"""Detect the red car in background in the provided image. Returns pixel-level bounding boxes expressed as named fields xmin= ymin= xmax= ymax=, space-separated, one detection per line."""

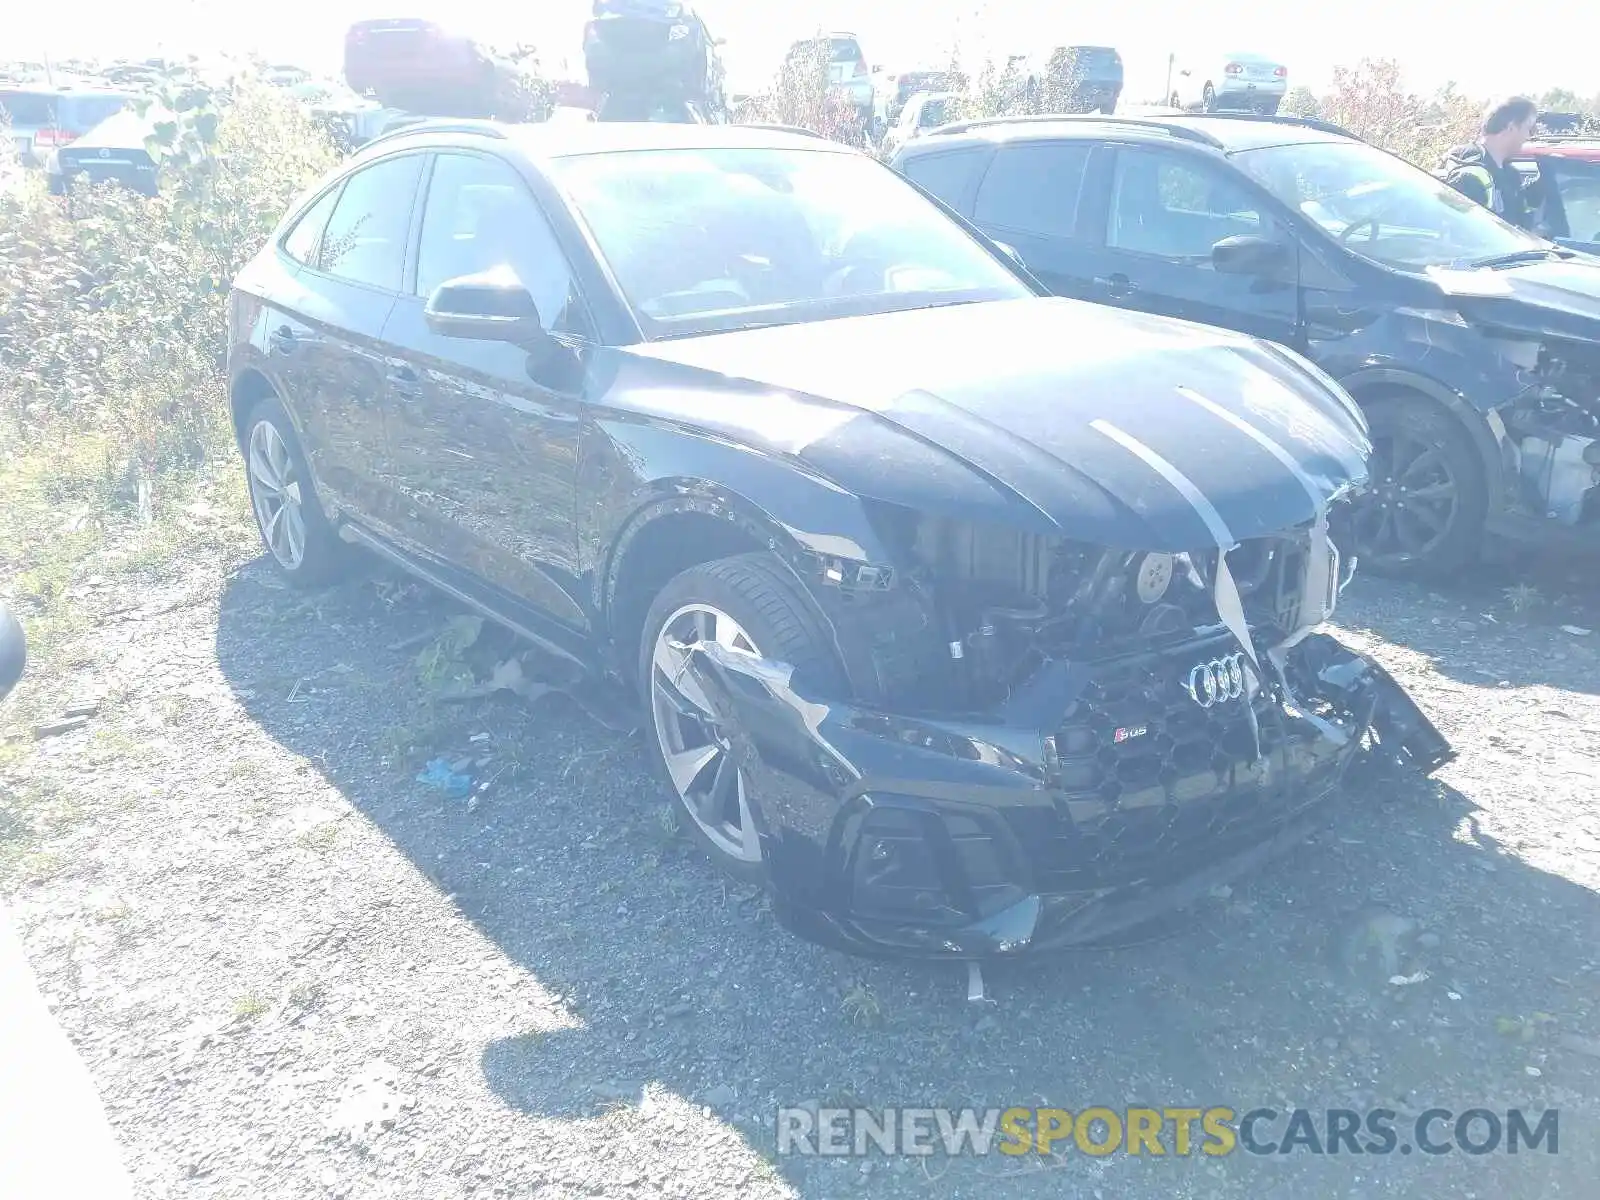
xmin=1519 ymin=135 xmax=1600 ymax=255
xmin=343 ymin=18 xmax=520 ymax=118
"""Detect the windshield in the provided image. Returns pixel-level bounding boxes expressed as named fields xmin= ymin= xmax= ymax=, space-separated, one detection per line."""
xmin=550 ymin=146 xmax=1031 ymax=338
xmin=1235 ymin=139 xmax=1549 ymax=269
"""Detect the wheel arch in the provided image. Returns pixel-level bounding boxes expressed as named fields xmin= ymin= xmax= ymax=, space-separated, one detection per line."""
xmin=229 ymin=368 xmax=278 ymax=451
xmin=1340 ymin=367 xmax=1508 ymax=514
xmin=601 ymin=488 xmax=822 ymax=683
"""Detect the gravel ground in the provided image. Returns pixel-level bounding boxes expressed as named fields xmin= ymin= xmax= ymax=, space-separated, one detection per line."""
xmin=3 ymin=534 xmax=1599 ymax=1199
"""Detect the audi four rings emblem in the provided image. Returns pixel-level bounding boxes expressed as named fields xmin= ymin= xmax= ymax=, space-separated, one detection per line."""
xmin=1185 ymin=653 xmax=1247 ymax=708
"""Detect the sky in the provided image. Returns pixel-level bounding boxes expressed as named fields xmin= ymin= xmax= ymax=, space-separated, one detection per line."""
xmin=8 ymin=0 xmax=1594 ymax=102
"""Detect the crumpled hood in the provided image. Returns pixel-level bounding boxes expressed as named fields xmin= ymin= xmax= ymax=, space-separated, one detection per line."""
xmin=625 ymin=297 xmax=1369 ymax=551
xmin=1427 ymin=257 xmax=1600 ymax=341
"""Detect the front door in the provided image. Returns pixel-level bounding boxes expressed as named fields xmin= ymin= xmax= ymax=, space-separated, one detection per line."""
xmin=380 ymin=151 xmax=594 ymax=636
xmin=1089 ymin=145 xmax=1301 ymax=347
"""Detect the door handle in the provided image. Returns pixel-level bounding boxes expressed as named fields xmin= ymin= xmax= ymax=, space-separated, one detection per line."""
xmin=267 ymin=324 xmax=297 ymax=352
xmin=1094 ymin=274 xmax=1137 ymax=298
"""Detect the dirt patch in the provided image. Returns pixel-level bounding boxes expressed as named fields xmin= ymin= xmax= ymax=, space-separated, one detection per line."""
xmin=2 ymin=540 xmax=1598 ymax=1198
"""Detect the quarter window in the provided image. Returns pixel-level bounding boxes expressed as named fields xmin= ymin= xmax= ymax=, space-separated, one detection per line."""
xmin=901 ymin=150 xmax=985 ymax=213
xmin=317 ymin=154 xmax=424 ymax=291
xmin=1106 ymin=150 xmax=1266 ymax=259
xmin=282 ymin=185 xmax=342 ymax=267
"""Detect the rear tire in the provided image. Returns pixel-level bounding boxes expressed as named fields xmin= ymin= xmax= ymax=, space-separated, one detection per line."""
xmin=638 ymin=552 xmax=843 ymax=884
xmin=1347 ymin=395 xmax=1488 ymax=577
xmin=1201 ymin=82 xmax=1218 ymax=112
xmin=241 ymin=397 xmax=348 ymax=588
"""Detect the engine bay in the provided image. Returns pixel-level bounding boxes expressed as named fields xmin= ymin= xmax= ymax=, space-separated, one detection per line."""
xmin=825 ymin=514 xmax=1348 ymax=712
xmin=1505 ymin=337 xmax=1600 ymax=526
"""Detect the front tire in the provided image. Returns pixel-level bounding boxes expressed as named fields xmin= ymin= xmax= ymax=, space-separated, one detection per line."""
xmin=1347 ymin=395 xmax=1488 ymax=577
xmin=638 ymin=552 xmax=842 ymax=884
xmin=242 ymin=397 xmax=347 ymax=587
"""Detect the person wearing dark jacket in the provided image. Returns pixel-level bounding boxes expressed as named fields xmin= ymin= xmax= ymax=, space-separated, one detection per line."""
xmin=1439 ymin=96 xmax=1544 ymax=230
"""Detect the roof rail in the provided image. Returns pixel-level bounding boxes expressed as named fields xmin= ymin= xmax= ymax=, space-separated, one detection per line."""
xmin=929 ymin=113 xmax=1223 ymax=148
xmin=734 ymin=122 xmax=831 ymax=140
xmin=926 ymin=109 xmax=1360 ymax=147
xmin=1183 ymin=111 xmax=1358 ymax=139
xmin=362 ymin=116 xmax=509 ymax=148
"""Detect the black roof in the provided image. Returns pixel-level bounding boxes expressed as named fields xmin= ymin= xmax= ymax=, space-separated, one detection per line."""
xmin=900 ymin=112 xmax=1356 ymax=156
xmin=355 ymin=118 xmax=855 ymax=162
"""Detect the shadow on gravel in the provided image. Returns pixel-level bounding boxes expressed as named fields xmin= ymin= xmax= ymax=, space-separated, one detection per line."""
xmin=215 ymin=559 xmax=1599 ymax=1199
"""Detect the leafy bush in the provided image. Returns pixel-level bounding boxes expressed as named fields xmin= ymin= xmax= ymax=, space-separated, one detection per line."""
xmin=1315 ymin=59 xmax=1480 ymax=171
xmin=737 ymin=40 xmax=866 ymax=143
xmin=0 ymin=65 xmax=339 ymax=509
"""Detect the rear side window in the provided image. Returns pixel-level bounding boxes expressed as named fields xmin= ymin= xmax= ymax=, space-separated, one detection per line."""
xmin=901 ymin=150 xmax=986 ymax=214
xmin=317 ymin=154 xmax=425 ymax=291
xmin=282 ymin=185 xmax=343 ymax=267
xmin=973 ymin=142 xmax=1093 ymax=239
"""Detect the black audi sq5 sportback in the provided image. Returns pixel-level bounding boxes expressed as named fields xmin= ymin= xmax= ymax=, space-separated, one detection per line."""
xmin=228 ymin=119 xmax=1452 ymax=958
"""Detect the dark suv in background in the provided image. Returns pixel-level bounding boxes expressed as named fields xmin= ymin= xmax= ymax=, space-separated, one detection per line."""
xmin=893 ymin=113 xmax=1600 ymax=573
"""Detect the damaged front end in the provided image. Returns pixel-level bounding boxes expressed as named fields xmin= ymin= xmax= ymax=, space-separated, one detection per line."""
xmin=1498 ymin=335 xmax=1600 ymax=527
xmin=682 ymin=508 xmax=1454 ymax=958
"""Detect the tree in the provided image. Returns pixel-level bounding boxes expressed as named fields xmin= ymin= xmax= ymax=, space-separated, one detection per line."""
xmin=1316 ymin=58 xmax=1479 ymax=168
xmin=1280 ymin=86 xmax=1321 ymax=119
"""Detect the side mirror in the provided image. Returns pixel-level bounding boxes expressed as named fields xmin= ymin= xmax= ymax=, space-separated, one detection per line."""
xmin=993 ymin=240 xmax=1025 ymax=268
xmin=1212 ymin=234 xmax=1290 ymax=276
xmin=424 ymin=269 xmax=547 ymax=346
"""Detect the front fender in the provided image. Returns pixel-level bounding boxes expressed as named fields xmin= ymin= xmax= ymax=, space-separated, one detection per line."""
xmin=584 ymin=416 xmax=903 ymax=611
xmin=1339 ymin=364 xmax=1513 ymax=515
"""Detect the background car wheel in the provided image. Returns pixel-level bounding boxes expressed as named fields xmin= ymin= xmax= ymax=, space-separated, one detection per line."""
xmin=1348 ymin=395 xmax=1487 ymax=576
xmin=1201 ymin=83 xmax=1217 ymax=112
xmin=242 ymin=397 xmax=346 ymax=587
xmin=638 ymin=552 xmax=842 ymax=884
xmin=1100 ymin=99 xmax=1117 ymax=115
xmin=1264 ymin=98 xmax=1281 ymax=115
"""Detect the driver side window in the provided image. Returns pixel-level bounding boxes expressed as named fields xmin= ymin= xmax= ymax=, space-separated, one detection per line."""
xmin=415 ymin=153 xmax=590 ymax=339
xmin=1107 ymin=149 xmax=1267 ymax=260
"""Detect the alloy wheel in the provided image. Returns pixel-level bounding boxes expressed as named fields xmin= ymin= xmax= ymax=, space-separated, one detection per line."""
xmin=246 ymin=419 xmax=308 ymax=571
xmin=1350 ymin=429 xmax=1459 ymax=563
xmin=649 ymin=602 xmax=764 ymax=864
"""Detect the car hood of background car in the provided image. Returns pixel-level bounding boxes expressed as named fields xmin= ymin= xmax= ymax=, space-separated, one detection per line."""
xmin=1426 ymin=257 xmax=1600 ymax=342
xmin=619 ymin=297 xmax=1370 ymax=551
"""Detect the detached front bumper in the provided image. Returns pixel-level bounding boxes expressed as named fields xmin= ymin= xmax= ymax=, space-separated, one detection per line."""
xmin=687 ymin=631 xmax=1452 ymax=959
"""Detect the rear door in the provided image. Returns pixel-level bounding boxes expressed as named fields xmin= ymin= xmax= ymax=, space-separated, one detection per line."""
xmin=1089 ymin=144 xmax=1299 ymax=344
xmin=966 ymin=139 xmax=1101 ymax=299
xmin=286 ymin=152 xmax=426 ymax=529
xmin=379 ymin=151 xmax=594 ymax=635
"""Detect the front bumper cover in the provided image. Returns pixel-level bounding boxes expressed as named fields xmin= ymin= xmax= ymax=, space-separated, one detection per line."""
xmin=685 ymin=631 xmax=1453 ymax=959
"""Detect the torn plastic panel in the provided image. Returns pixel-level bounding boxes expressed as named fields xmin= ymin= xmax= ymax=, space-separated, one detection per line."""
xmin=684 ymin=629 xmax=1452 ymax=958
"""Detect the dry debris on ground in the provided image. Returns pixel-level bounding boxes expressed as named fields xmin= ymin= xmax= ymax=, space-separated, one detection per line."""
xmin=2 ymin=527 xmax=1598 ymax=1199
